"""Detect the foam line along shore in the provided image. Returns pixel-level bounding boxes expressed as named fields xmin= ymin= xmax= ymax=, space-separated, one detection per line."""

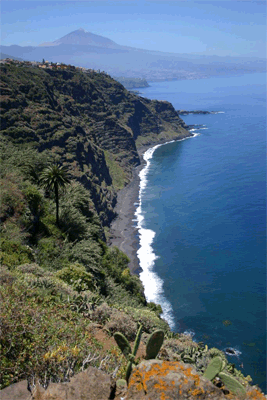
xmin=135 ymin=134 xmax=199 ymax=329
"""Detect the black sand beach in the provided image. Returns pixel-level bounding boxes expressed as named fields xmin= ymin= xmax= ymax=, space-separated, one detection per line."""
xmin=108 ymin=156 xmax=144 ymax=274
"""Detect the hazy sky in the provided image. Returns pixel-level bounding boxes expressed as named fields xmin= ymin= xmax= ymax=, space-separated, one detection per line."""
xmin=1 ymin=0 xmax=266 ymax=57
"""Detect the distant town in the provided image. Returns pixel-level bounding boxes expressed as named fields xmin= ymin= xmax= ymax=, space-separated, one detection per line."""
xmin=0 ymin=58 xmax=150 ymax=89
xmin=0 ymin=58 xmax=103 ymax=74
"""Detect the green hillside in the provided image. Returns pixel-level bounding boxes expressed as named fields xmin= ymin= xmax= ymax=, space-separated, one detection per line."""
xmin=0 ymin=61 xmax=189 ymax=388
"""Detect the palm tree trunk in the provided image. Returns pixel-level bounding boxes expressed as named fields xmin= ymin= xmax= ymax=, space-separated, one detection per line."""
xmin=55 ymin=182 xmax=59 ymax=226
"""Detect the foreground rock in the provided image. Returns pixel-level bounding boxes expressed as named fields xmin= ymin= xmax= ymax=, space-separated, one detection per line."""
xmin=33 ymin=367 xmax=114 ymax=399
xmin=126 ymin=360 xmax=225 ymax=399
xmin=0 ymin=368 xmax=114 ymax=400
xmin=1 ymin=362 xmax=266 ymax=400
xmin=0 ymin=380 xmax=30 ymax=400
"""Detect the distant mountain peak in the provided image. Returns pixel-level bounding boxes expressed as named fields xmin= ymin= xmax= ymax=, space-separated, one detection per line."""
xmin=39 ymin=28 xmax=119 ymax=48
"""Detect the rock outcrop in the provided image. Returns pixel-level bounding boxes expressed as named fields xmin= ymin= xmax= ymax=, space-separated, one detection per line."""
xmin=126 ymin=360 xmax=225 ymax=400
xmin=1 ymin=361 xmax=266 ymax=400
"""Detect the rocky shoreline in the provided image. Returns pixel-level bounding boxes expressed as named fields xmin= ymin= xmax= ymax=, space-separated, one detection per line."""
xmin=108 ymin=162 xmax=142 ymax=274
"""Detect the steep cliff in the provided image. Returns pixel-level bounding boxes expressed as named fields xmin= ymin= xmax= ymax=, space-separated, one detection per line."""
xmin=0 ymin=62 xmax=190 ymax=226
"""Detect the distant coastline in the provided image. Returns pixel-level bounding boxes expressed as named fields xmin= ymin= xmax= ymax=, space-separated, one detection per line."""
xmin=177 ymin=110 xmax=216 ymax=115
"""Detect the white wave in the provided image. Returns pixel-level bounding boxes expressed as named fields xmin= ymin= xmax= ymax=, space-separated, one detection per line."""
xmin=135 ymin=135 xmax=198 ymax=330
xmin=190 ymin=131 xmax=200 ymax=138
xmin=183 ymin=329 xmax=196 ymax=338
xmin=214 ymin=111 xmax=225 ymax=114
xmin=137 ymin=227 xmax=176 ymax=329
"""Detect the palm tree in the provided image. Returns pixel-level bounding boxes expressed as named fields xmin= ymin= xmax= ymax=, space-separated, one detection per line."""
xmin=40 ymin=163 xmax=70 ymax=226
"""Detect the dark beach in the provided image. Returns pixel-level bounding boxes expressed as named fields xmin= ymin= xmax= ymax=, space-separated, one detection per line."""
xmin=108 ymin=150 xmax=146 ymax=274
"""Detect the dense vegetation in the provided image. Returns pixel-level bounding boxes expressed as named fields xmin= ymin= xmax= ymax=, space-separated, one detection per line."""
xmin=0 ymin=63 xmax=264 ymax=398
xmin=0 ymin=137 xmax=169 ymax=389
xmin=0 ymin=62 xmax=189 ymax=389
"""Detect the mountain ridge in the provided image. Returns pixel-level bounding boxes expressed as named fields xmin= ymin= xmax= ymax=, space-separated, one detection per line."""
xmin=39 ymin=28 xmax=121 ymax=48
xmin=1 ymin=29 xmax=265 ymax=81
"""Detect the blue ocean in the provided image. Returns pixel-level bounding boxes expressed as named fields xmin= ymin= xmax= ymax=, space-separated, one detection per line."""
xmin=136 ymin=73 xmax=266 ymax=391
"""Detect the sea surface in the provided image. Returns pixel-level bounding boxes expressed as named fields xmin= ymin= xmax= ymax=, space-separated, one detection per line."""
xmin=136 ymin=73 xmax=266 ymax=391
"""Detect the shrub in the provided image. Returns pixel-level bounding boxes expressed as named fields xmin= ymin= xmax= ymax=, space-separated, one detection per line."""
xmin=105 ymin=277 xmax=145 ymax=308
xmin=55 ymin=264 xmax=95 ymax=292
xmin=0 ymin=240 xmax=34 ymax=269
xmin=161 ymin=338 xmax=197 ymax=361
xmin=60 ymin=205 xmax=88 ymax=241
xmin=16 ymin=263 xmax=50 ymax=277
xmin=66 ymin=239 xmax=103 ymax=270
xmin=0 ymin=279 xmax=112 ymax=389
xmin=102 ymin=247 xmax=145 ymax=302
xmin=0 ymin=175 xmax=25 ymax=220
xmin=125 ymin=307 xmax=169 ymax=334
xmin=91 ymin=303 xmax=113 ymax=325
xmin=17 ymin=273 xmax=76 ymax=298
xmin=36 ymin=236 xmax=66 ymax=270
xmin=0 ymin=266 xmax=16 ymax=285
xmin=105 ymin=310 xmax=137 ymax=341
xmin=147 ymin=301 xmax=163 ymax=317
xmin=23 ymin=184 xmax=44 ymax=216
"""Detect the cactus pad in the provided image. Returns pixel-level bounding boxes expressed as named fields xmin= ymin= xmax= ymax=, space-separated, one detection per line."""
xmin=203 ymin=356 xmax=223 ymax=381
xmin=116 ymin=378 xmax=127 ymax=388
xmin=114 ymin=332 xmax=132 ymax=359
xmin=146 ymin=329 xmax=164 ymax=359
xmin=132 ymin=324 xmax=142 ymax=357
xmin=125 ymin=360 xmax=133 ymax=383
xmin=218 ymin=372 xmax=246 ymax=396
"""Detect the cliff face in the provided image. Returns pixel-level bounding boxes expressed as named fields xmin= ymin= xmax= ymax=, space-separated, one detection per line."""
xmin=0 ymin=62 xmax=190 ymax=226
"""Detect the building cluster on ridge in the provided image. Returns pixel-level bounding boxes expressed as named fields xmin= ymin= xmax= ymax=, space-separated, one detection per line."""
xmin=0 ymin=58 xmax=105 ymax=74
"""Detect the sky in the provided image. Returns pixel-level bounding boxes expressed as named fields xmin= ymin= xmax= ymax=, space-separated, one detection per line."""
xmin=1 ymin=0 xmax=266 ymax=57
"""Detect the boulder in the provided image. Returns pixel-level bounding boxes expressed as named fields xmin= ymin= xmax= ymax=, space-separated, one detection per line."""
xmin=126 ymin=360 xmax=226 ymax=399
xmin=0 ymin=380 xmax=30 ymax=400
xmin=33 ymin=367 xmax=114 ymax=400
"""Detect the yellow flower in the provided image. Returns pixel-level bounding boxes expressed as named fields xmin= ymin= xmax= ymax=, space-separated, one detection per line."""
xmin=56 ymin=355 xmax=66 ymax=362
xmin=43 ymin=352 xmax=51 ymax=360
xmin=71 ymin=345 xmax=80 ymax=356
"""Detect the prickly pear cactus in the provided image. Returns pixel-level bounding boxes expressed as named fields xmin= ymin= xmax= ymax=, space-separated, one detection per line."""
xmin=125 ymin=361 xmax=133 ymax=383
xmin=146 ymin=329 xmax=164 ymax=360
xmin=114 ymin=332 xmax=132 ymax=359
xmin=203 ymin=356 xmax=223 ymax=381
xmin=116 ymin=378 xmax=127 ymax=387
xmin=221 ymin=359 xmax=227 ymax=371
xmin=114 ymin=325 xmax=143 ymax=384
xmin=132 ymin=324 xmax=142 ymax=357
xmin=182 ymin=356 xmax=195 ymax=364
xmin=218 ymin=372 xmax=246 ymax=396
